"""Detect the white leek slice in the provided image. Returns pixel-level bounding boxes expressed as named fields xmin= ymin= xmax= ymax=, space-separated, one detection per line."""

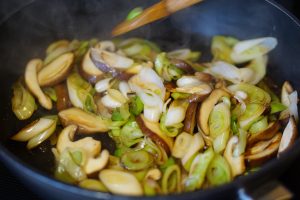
xmin=165 ymin=100 xmax=188 ymax=126
xmin=99 ymin=169 xmax=143 ymax=196
xmin=176 ymin=75 xmax=202 ymax=87
xmin=101 ymin=50 xmax=134 ymax=69
xmin=231 ymin=37 xmax=277 ymax=63
xmin=95 ymin=78 xmax=113 ymax=93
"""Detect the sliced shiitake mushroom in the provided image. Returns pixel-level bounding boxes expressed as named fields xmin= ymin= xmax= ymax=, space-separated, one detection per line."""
xmin=54 ymin=83 xmax=72 ymax=111
xmin=224 ymin=136 xmax=245 ymax=177
xmin=198 ymin=89 xmax=230 ymax=135
xmin=278 ymin=116 xmax=298 ymax=156
xmin=25 ymin=59 xmax=52 ymax=110
xmin=247 ymin=121 xmax=280 ymax=146
xmin=183 ymin=102 xmax=198 ymax=134
xmin=194 ymin=72 xmax=214 ymax=83
xmin=245 ymin=132 xmax=281 ymax=167
xmin=58 ymin=107 xmax=109 ymax=134
xmin=279 ymin=81 xmax=294 ymax=120
xmin=38 ymin=53 xmax=74 ymax=87
xmin=136 ymin=114 xmax=173 ymax=154
xmin=170 ymin=59 xmax=194 ymax=74
xmin=56 ymin=125 xmax=101 ymax=156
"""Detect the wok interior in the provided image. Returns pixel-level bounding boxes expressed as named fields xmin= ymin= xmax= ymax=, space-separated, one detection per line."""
xmin=0 ymin=0 xmax=300 ymax=183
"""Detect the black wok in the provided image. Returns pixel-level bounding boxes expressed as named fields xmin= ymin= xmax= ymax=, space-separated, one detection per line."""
xmin=0 ymin=0 xmax=300 ymax=199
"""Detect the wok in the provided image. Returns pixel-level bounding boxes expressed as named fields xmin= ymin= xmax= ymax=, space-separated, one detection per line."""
xmin=0 ymin=0 xmax=300 ymax=199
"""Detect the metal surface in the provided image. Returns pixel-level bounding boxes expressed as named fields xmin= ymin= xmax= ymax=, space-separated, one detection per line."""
xmin=0 ymin=0 xmax=300 ymax=199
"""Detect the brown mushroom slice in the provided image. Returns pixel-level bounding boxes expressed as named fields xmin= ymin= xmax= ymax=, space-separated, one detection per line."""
xmin=170 ymin=59 xmax=194 ymax=74
xmin=54 ymin=83 xmax=72 ymax=111
xmin=136 ymin=114 xmax=173 ymax=154
xmin=278 ymin=116 xmax=298 ymax=155
xmin=56 ymin=125 xmax=101 ymax=156
xmin=245 ymin=133 xmax=281 ymax=167
xmin=58 ymin=108 xmax=109 ymax=134
xmin=279 ymin=81 xmax=294 ymax=120
xmin=183 ymin=102 xmax=198 ymax=134
xmin=248 ymin=133 xmax=281 ymax=155
xmin=247 ymin=121 xmax=280 ymax=146
xmin=194 ymin=72 xmax=214 ymax=83
xmin=80 ymin=49 xmax=104 ymax=84
xmin=38 ymin=53 xmax=74 ymax=87
xmin=198 ymin=89 xmax=230 ymax=135
xmin=25 ymin=59 xmax=52 ymax=110
xmin=224 ymin=136 xmax=246 ymax=177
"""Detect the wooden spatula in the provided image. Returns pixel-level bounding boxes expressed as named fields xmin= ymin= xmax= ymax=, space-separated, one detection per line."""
xmin=112 ymin=0 xmax=204 ymax=36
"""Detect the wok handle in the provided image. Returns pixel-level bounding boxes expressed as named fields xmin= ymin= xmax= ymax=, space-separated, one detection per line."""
xmin=238 ymin=180 xmax=293 ymax=200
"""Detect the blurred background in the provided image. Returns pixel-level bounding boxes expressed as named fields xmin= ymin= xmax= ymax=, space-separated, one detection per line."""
xmin=0 ymin=0 xmax=299 ymax=199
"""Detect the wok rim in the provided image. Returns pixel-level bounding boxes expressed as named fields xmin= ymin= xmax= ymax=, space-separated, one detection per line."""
xmin=0 ymin=0 xmax=300 ymax=199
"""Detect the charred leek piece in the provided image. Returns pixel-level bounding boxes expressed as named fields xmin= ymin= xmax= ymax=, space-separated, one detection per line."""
xmin=184 ymin=148 xmax=214 ymax=191
xmin=121 ymin=150 xmax=154 ymax=171
xmin=206 ymin=154 xmax=231 ymax=186
xmin=12 ymin=81 xmax=36 ymax=120
xmin=67 ymin=73 xmax=96 ymax=113
xmin=161 ymin=164 xmax=181 ymax=194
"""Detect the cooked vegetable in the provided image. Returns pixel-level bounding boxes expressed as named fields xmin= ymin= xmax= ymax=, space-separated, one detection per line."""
xmin=12 ymin=81 xmax=36 ymax=120
xmin=198 ymin=89 xmax=230 ymax=135
xmin=55 ymin=83 xmax=72 ymax=111
xmin=184 ymin=148 xmax=215 ymax=191
xmin=121 ymin=150 xmax=154 ymax=171
xmin=12 ymin=116 xmax=57 ymax=149
xmin=211 ymin=35 xmax=239 ymax=63
xmin=10 ymin=36 xmax=298 ymax=196
xmin=38 ymin=53 xmax=74 ymax=87
xmin=278 ymin=116 xmax=298 ymax=155
xmin=67 ymin=73 xmax=96 ymax=112
xmin=206 ymin=154 xmax=231 ymax=186
xmin=25 ymin=59 xmax=52 ymax=110
xmin=136 ymin=114 xmax=173 ymax=154
xmin=245 ymin=133 xmax=281 ymax=167
xmin=231 ymin=37 xmax=277 ymax=63
xmin=99 ymin=169 xmax=143 ymax=196
xmin=162 ymin=164 xmax=181 ymax=194
xmin=224 ymin=136 xmax=246 ymax=177
xmin=58 ymin=108 xmax=109 ymax=133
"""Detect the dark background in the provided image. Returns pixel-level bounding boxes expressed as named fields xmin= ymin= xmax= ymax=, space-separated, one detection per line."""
xmin=0 ymin=0 xmax=299 ymax=199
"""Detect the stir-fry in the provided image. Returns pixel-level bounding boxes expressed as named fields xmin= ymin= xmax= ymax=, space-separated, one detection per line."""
xmin=11 ymin=36 xmax=298 ymax=196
